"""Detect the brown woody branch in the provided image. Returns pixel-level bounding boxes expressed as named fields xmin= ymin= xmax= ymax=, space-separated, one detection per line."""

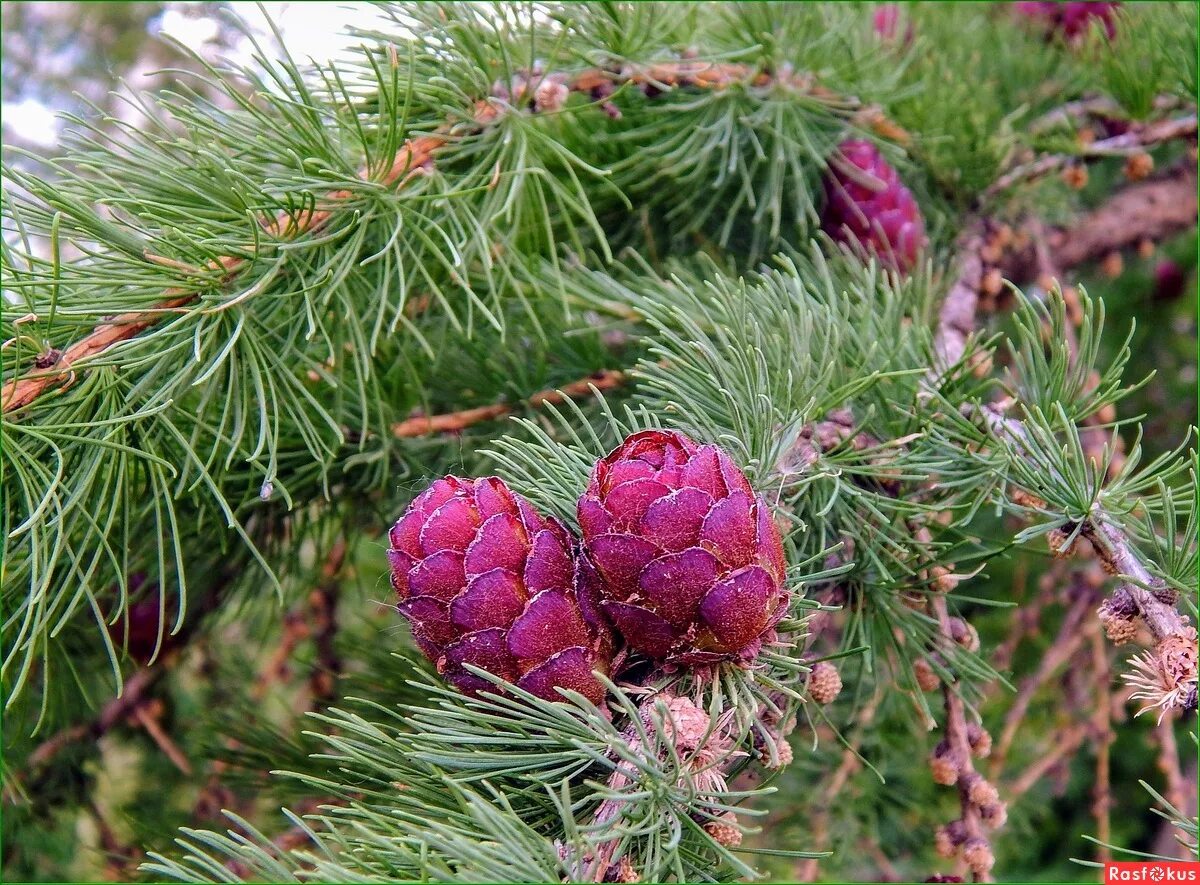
xmin=1005 ymin=722 xmax=1089 ymax=800
xmin=20 ymin=665 xmax=163 ymax=777
xmin=933 ymin=221 xmax=987 ymax=373
xmin=391 ymin=368 xmax=627 ymax=437
xmin=984 ymin=114 xmax=1197 ymax=198
xmin=1048 ymin=160 xmax=1198 ymax=269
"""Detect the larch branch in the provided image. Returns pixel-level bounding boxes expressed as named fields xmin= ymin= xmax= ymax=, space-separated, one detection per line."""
xmin=2 ymin=58 xmax=902 ymax=415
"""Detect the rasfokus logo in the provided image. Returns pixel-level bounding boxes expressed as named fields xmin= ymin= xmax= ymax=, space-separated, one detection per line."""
xmin=1105 ymin=862 xmax=1200 ymax=883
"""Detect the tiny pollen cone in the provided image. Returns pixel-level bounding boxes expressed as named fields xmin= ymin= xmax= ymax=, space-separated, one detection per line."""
xmin=914 ymin=657 xmax=942 ymax=692
xmin=963 ymin=838 xmax=995 ymax=876
xmin=703 ymin=811 xmax=743 ymax=848
xmin=966 ymin=723 xmax=993 ymax=758
xmin=808 ymin=661 xmax=843 ymax=705
xmin=930 ymin=741 xmax=960 ymax=786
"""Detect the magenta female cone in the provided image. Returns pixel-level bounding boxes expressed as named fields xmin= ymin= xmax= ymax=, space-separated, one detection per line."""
xmin=106 ymin=573 xmax=177 ymax=665
xmin=822 ymin=139 xmax=927 ymax=274
xmin=388 ymin=476 xmax=613 ymax=703
xmin=1015 ymin=2 xmax=1119 ymax=40
xmin=577 ymin=430 xmax=789 ymax=662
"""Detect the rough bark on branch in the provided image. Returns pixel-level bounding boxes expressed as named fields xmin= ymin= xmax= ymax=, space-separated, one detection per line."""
xmin=1049 ymin=161 xmax=1198 ymax=269
xmin=391 ymin=369 xmax=627 ymax=437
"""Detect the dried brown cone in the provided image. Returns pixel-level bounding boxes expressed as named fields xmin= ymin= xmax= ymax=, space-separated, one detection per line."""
xmin=808 ymin=661 xmax=843 ymax=705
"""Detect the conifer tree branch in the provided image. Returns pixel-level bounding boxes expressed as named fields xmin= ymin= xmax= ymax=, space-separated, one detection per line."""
xmin=929 ymin=595 xmax=996 ymax=884
xmin=968 ymin=401 xmax=1191 ymax=644
xmin=3 ymin=56 xmax=901 ymax=416
xmin=984 ymin=114 xmax=1197 ymax=197
xmin=1047 ymin=160 xmax=1198 ymax=268
xmin=0 ymin=130 xmax=448 ymax=415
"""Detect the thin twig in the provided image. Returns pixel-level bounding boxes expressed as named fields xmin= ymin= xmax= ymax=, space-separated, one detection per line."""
xmin=990 ymin=586 xmax=1096 ymax=775
xmin=131 ymin=703 xmax=193 ymax=775
xmin=25 ymin=666 xmax=161 ymax=769
xmin=794 ymin=696 xmax=881 ymax=882
xmin=1005 ymin=723 xmax=1089 ymax=799
xmin=391 ymin=369 xmax=627 ymax=438
xmin=308 ymin=538 xmax=346 ymax=708
xmin=984 ymin=115 xmax=1197 ymax=197
xmin=1048 ymin=160 xmax=1198 ymax=269
xmin=1090 ymin=628 xmax=1113 ymax=863
xmin=930 ymin=594 xmax=992 ymax=884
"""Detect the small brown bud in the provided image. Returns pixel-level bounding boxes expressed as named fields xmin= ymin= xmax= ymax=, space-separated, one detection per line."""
xmin=1124 ymin=152 xmax=1154 ymax=182
xmin=914 ymin=658 xmax=941 ymax=692
xmin=932 ymin=565 xmax=959 ymax=593
xmin=966 ymin=774 xmax=1000 ymax=807
xmin=935 ymin=820 xmax=968 ymax=857
xmin=980 ymin=267 xmax=1004 ymax=298
xmin=1046 ymin=528 xmax=1077 ymax=558
xmin=808 ymin=661 xmax=843 ymax=705
xmin=934 ymin=827 xmax=957 ymax=858
xmin=703 ymin=812 xmax=743 ymax=848
xmin=1100 ymin=251 xmax=1124 ymax=278
xmin=930 ymin=748 xmax=960 ymax=786
xmin=963 ymin=838 xmax=995 ymax=876
xmin=1061 ymin=163 xmax=1088 ymax=190
xmin=1137 ymin=238 xmax=1156 ymax=259
xmin=948 ymin=617 xmax=980 ymax=653
xmin=967 ymin=723 xmax=993 ymax=758
xmin=756 ymin=730 xmax=794 ymax=768
xmin=1157 ymin=629 xmax=1199 ymax=686
xmin=980 ymin=801 xmax=1008 ymax=829
xmin=1099 ymin=605 xmax=1139 ymax=645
